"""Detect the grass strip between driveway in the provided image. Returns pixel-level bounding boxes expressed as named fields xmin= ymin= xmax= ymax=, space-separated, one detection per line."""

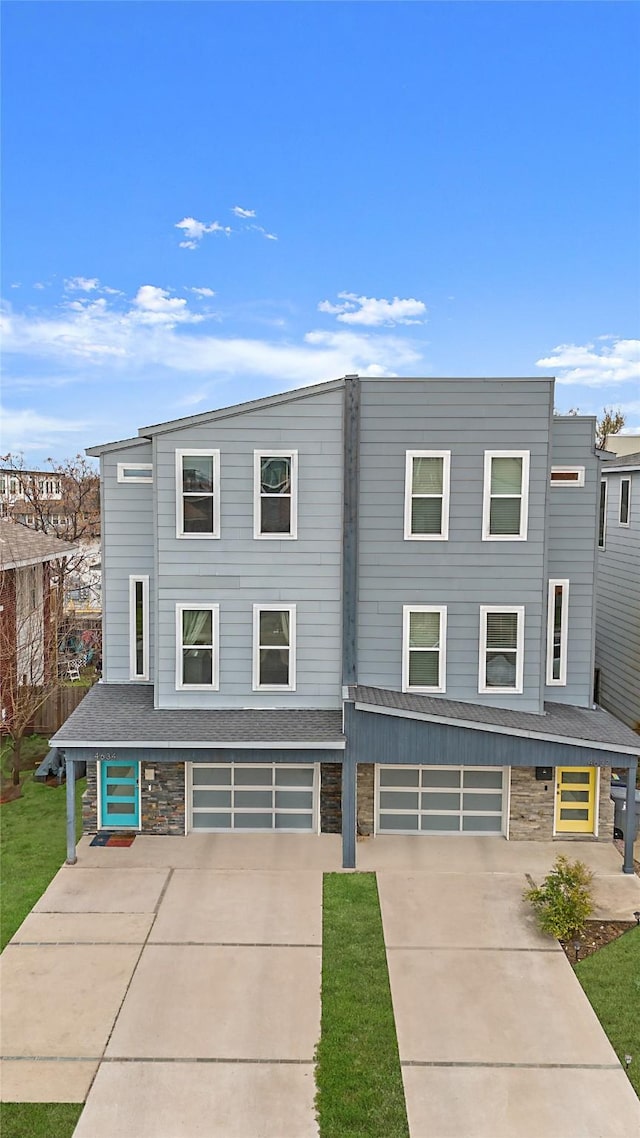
xmin=0 ymin=1103 xmax=83 ymax=1138
xmin=576 ymin=926 xmax=640 ymax=1098
xmin=315 ymin=872 xmax=409 ymax=1138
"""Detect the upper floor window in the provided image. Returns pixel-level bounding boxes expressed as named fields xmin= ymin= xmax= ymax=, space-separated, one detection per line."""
xmin=129 ymin=576 xmax=149 ymax=681
xmin=479 ymin=606 xmax=524 ymax=693
xmin=404 ymin=451 xmax=451 ymax=540
xmin=550 ymin=467 xmax=585 ymax=487
xmin=619 ymin=478 xmax=631 ymax=526
xmin=402 ymin=605 xmax=447 ymax=693
xmin=598 ymin=480 xmax=607 ymax=549
xmin=253 ymin=604 xmax=296 ymax=690
xmin=482 ymin=452 xmax=530 ymax=540
xmin=176 ymin=450 xmax=220 ymax=538
xmin=176 ymin=603 xmax=219 ymax=689
xmin=118 ymin=463 xmax=153 ymax=484
xmin=254 ymin=452 xmax=298 ymax=539
xmin=546 ymin=580 xmax=569 ymax=686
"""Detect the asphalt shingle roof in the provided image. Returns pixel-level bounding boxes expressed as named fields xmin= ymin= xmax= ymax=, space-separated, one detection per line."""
xmin=51 ymin=683 xmax=345 ymax=746
xmin=352 ymin=686 xmax=640 ymax=754
xmin=0 ymin=520 xmax=77 ymax=570
xmin=601 ymin=451 xmax=640 ymax=471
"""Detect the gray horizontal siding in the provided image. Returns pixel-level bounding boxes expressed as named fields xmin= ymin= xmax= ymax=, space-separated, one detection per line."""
xmin=102 ymin=443 xmax=154 ymax=683
xmin=595 ymin=467 xmax=640 ymax=729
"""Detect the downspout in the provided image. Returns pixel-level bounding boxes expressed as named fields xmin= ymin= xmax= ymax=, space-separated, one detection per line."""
xmin=622 ymin=758 xmax=637 ymax=874
xmin=65 ymin=754 xmax=77 ymax=865
xmin=341 ymin=374 xmax=360 ymax=870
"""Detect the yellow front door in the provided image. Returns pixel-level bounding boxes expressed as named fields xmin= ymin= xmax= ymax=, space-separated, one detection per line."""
xmin=555 ymin=767 xmax=597 ymax=834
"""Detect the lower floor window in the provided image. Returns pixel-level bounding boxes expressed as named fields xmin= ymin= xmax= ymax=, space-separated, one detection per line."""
xmin=376 ymin=765 xmax=506 ymax=834
xmin=189 ymin=763 xmax=317 ymax=831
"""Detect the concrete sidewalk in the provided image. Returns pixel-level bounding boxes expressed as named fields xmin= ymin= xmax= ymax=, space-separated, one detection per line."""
xmin=377 ymin=862 xmax=640 ymax=1138
xmin=1 ymin=849 xmax=326 ymax=1137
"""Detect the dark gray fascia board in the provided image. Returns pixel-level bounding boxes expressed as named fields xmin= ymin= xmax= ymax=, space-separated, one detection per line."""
xmin=137 ymin=377 xmax=346 ymax=437
xmin=86 ymin=436 xmax=150 ymax=458
xmin=51 ymin=737 xmax=345 ymax=750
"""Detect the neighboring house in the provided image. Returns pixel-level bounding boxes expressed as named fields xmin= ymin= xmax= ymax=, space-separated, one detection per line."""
xmin=604 ymin=434 xmax=640 ymax=458
xmin=64 ymin=538 xmax=102 ymax=615
xmin=51 ymin=377 xmax=640 ymax=871
xmin=0 ymin=468 xmax=63 ymax=523
xmin=0 ymin=520 xmax=76 ymax=709
xmin=595 ymin=451 xmax=640 ymax=732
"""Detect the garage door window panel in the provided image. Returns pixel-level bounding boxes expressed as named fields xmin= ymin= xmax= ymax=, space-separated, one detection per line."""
xmin=377 ymin=766 xmax=505 ymax=835
xmin=190 ymin=764 xmax=316 ymax=832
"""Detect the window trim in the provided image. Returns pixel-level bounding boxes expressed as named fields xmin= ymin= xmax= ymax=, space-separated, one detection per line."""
xmin=546 ymin=579 xmax=569 ymax=687
xmin=175 ymin=449 xmax=221 ymax=539
xmin=175 ymin=603 xmax=219 ymax=691
xmin=619 ymin=477 xmax=631 ymax=527
xmin=402 ymin=604 xmax=447 ymax=693
xmin=598 ymin=479 xmax=607 ymax=549
xmin=478 ymin=605 xmax=525 ymax=694
xmin=550 ymin=466 xmax=585 ymax=487
xmin=117 ymin=462 xmax=153 ymax=484
xmin=252 ymin=603 xmax=297 ymax=692
xmin=129 ymin=575 xmax=149 ymax=681
xmin=404 ymin=450 xmax=451 ymax=540
xmin=482 ymin=451 xmax=530 ymax=541
xmin=253 ymin=450 xmax=298 ymax=540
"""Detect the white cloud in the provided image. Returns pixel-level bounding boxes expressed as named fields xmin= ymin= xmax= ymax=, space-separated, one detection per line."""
xmin=33 ymin=282 xmax=46 ymax=290
xmin=131 ymin=285 xmax=204 ymax=326
xmin=188 ymin=286 xmax=216 ymax=298
xmin=232 ymin=206 xmax=256 ymax=218
xmin=10 ymin=283 xmax=21 ymax=289
xmin=318 ymin=292 xmax=427 ymax=326
xmin=65 ymin=276 xmax=100 ymax=292
xmin=175 ymin=217 xmax=232 ymax=249
xmin=0 ymin=405 xmax=94 ymax=453
xmin=248 ymin=224 xmax=278 ymax=241
xmin=536 ymin=338 xmax=640 ymax=387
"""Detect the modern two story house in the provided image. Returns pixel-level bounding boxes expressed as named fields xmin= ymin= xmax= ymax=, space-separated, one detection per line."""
xmin=51 ymin=376 xmax=640 ymax=871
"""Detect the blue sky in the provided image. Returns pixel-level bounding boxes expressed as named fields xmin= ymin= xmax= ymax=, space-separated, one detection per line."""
xmin=2 ymin=0 xmax=639 ymax=463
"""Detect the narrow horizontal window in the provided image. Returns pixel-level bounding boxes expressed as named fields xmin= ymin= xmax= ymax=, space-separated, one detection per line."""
xmin=253 ymin=604 xmax=296 ymax=690
xmin=619 ymin=478 xmax=630 ymax=526
xmin=550 ymin=467 xmax=585 ymax=487
xmin=176 ymin=450 xmax=220 ymax=538
xmin=598 ymin=480 xmax=607 ymax=549
xmin=404 ymin=451 xmax=450 ymax=540
xmin=129 ymin=576 xmax=149 ymax=680
xmin=402 ymin=605 xmax=447 ymax=693
xmin=479 ymin=606 xmax=524 ymax=693
xmin=546 ymin=579 xmax=569 ymax=686
xmin=117 ymin=463 xmax=153 ymax=483
xmin=254 ymin=451 xmax=298 ymax=538
xmin=176 ymin=604 xmax=219 ymax=689
xmin=482 ymin=452 xmax=530 ymax=540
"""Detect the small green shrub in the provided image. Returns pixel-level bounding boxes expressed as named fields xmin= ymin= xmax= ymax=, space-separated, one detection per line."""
xmin=524 ymin=855 xmax=594 ymax=940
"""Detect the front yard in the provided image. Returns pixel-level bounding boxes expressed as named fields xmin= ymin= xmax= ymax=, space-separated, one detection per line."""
xmin=576 ymin=926 xmax=640 ymax=1097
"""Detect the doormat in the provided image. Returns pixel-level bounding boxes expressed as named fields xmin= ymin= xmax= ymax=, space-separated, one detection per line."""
xmin=90 ymin=832 xmax=136 ymax=847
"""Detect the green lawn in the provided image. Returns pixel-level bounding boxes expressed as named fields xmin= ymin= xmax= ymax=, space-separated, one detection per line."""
xmin=315 ymin=873 xmax=409 ymax=1138
xmin=0 ymin=1103 xmax=83 ymax=1138
xmin=576 ymin=926 xmax=640 ymax=1098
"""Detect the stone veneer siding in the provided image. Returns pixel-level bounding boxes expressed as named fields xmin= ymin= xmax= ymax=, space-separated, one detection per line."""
xmin=357 ymin=764 xmax=375 ymax=835
xmin=508 ymin=766 xmax=614 ymax=842
xmin=320 ymin=763 xmax=342 ymax=834
xmin=82 ymin=760 xmax=186 ymax=835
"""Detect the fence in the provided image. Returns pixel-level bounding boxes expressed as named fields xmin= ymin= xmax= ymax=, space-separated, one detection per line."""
xmin=29 ymin=684 xmax=91 ymax=735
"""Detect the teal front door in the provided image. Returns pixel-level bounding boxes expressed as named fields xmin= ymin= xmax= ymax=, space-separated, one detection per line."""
xmin=100 ymin=761 xmax=140 ymax=829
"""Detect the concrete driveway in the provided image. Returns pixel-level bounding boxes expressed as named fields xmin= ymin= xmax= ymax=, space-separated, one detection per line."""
xmin=1 ymin=834 xmax=341 ymax=1137
xmin=369 ymin=837 xmax=640 ymax=1138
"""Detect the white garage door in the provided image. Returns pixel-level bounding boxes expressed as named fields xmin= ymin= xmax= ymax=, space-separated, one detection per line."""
xmin=190 ymin=763 xmax=318 ymax=832
xmin=376 ymin=766 xmax=507 ymax=835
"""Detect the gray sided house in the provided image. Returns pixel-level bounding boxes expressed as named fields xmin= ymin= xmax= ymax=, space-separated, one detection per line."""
xmin=595 ymin=451 xmax=640 ymax=732
xmin=51 ymin=377 xmax=640 ymax=871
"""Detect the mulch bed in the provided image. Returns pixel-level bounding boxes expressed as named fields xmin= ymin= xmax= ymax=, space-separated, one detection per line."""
xmin=560 ymin=920 xmax=637 ymax=964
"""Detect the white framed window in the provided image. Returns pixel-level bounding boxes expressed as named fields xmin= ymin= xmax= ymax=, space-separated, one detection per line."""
xmin=252 ymin=604 xmax=296 ymax=691
xmin=598 ymin=480 xmax=607 ymax=549
xmin=482 ymin=452 xmax=530 ymax=540
xmin=550 ymin=466 xmax=585 ymax=487
xmin=129 ymin=576 xmax=149 ymax=680
xmin=176 ymin=603 xmax=219 ymax=690
xmin=619 ymin=478 xmax=631 ymax=526
xmin=404 ymin=451 xmax=450 ymax=540
xmin=402 ymin=605 xmax=447 ymax=693
xmin=546 ymin=580 xmax=569 ymax=686
xmin=479 ymin=606 xmax=525 ymax=694
xmin=175 ymin=449 xmax=220 ymax=538
xmin=253 ymin=451 xmax=298 ymax=539
xmin=118 ymin=463 xmax=153 ymax=484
